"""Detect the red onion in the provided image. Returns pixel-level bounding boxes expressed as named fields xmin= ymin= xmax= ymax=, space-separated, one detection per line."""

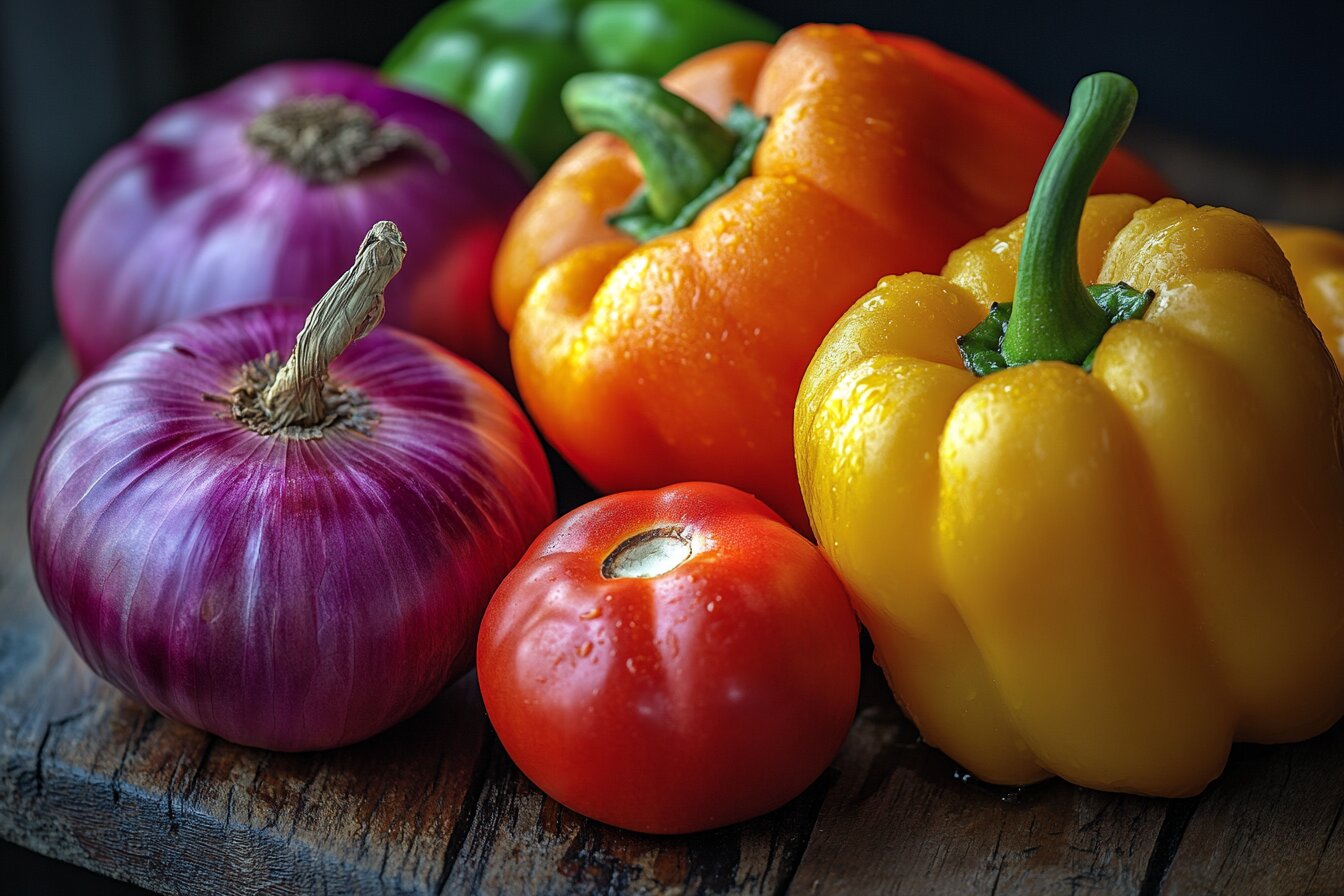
xmin=55 ymin=61 xmax=528 ymax=380
xmin=30 ymin=223 xmax=555 ymax=750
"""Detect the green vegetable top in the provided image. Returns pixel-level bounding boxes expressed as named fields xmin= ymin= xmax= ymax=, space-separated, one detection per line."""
xmin=383 ymin=0 xmax=781 ymax=176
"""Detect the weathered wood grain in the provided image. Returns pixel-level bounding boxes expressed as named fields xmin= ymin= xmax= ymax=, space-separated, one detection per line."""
xmin=786 ymin=699 xmax=1171 ymax=895
xmin=1157 ymin=726 xmax=1344 ymax=896
xmin=4 ymin=342 xmax=1344 ymax=896
xmin=445 ymin=732 xmax=829 ymax=896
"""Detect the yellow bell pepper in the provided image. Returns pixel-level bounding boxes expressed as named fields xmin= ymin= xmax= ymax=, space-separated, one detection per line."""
xmin=794 ymin=73 xmax=1344 ymax=796
xmin=1267 ymin=224 xmax=1344 ymax=369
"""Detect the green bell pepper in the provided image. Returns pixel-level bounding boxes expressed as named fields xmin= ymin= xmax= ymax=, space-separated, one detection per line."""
xmin=382 ymin=0 xmax=781 ymax=175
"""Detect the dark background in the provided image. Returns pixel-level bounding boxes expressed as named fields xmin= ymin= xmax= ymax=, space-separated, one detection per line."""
xmin=3 ymin=0 xmax=1343 ymax=397
xmin=2 ymin=0 xmax=1342 ymax=891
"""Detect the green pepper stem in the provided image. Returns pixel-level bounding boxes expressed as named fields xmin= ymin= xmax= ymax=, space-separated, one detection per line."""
xmin=562 ymin=72 xmax=736 ymax=222
xmin=1001 ymin=73 xmax=1138 ymax=366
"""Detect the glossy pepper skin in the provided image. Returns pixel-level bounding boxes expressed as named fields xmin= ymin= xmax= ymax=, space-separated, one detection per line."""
xmin=493 ymin=26 xmax=1169 ymax=532
xmin=795 ymin=75 xmax=1344 ymax=796
xmin=383 ymin=0 xmax=780 ymax=174
xmin=1268 ymin=225 xmax=1344 ymax=368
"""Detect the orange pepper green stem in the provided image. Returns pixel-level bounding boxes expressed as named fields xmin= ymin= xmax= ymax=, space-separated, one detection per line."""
xmin=562 ymin=73 xmax=737 ymax=224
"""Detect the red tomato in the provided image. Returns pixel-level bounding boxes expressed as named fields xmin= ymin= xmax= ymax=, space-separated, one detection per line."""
xmin=477 ymin=482 xmax=860 ymax=834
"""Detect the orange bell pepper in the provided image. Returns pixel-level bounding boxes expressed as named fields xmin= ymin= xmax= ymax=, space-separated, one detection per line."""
xmin=493 ymin=24 xmax=1169 ymax=529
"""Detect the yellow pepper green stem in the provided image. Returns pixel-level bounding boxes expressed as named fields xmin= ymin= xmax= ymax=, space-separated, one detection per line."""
xmin=1002 ymin=73 xmax=1138 ymax=366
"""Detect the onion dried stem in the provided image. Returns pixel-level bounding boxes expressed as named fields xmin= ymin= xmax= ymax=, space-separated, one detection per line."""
xmin=262 ymin=221 xmax=406 ymax=429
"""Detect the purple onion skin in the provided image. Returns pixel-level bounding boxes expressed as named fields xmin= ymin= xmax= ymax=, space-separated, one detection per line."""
xmin=55 ymin=61 xmax=528 ymax=381
xmin=29 ymin=305 xmax=555 ymax=751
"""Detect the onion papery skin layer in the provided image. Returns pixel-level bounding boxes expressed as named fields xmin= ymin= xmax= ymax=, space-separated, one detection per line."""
xmin=29 ymin=305 xmax=555 ymax=751
xmin=54 ymin=61 xmax=529 ymax=381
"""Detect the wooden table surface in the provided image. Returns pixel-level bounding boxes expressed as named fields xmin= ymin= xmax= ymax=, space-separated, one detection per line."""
xmin=2 ymin=343 xmax=1343 ymax=896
